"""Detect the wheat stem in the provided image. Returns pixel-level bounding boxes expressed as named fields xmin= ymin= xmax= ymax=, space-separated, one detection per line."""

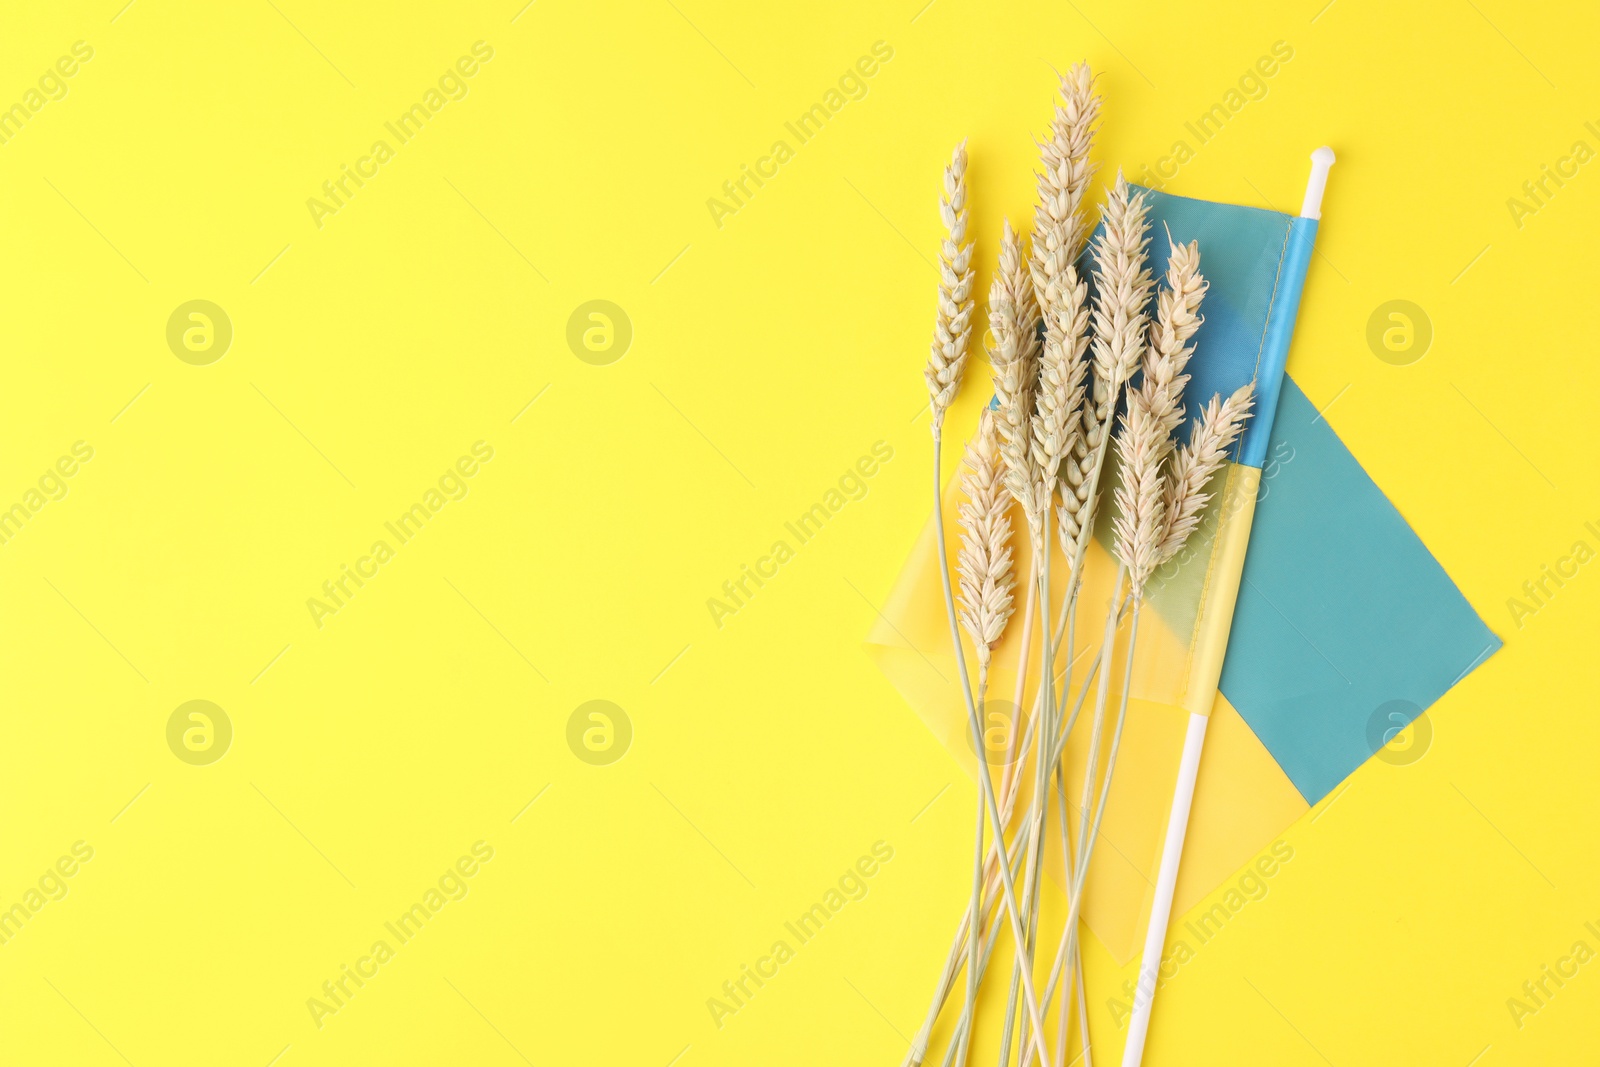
xmin=909 ymin=597 xmax=1117 ymax=1066
xmin=955 ymin=675 xmax=989 ymax=1067
xmin=1052 ymin=574 xmax=1134 ymax=1025
xmin=933 ymin=426 xmax=1054 ymax=1067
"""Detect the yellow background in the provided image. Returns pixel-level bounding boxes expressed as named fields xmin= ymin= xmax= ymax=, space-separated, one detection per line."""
xmin=0 ymin=1 xmax=1596 ymax=1064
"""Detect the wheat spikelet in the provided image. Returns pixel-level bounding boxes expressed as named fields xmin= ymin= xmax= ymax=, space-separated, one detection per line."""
xmin=1030 ymin=264 xmax=1089 ymax=488
xmin=1029 ymin=63 xmax=1097 ymax=514
xmin=1057 ymin=174 xmax=1153 ymax=556
xmin=1030 ymin=61 xmax=1100 ymax=316
xmin=925 ymin=141 xmax=975 ymax=428
xmin=1111 ymin=392 xmax=1166 ymax=597
xmin=957 ymin=410 xmax=1017 ymax=672
xmin=1140 ymin=238 xmax=1208 ymax=445
xmin=987 ymin=219 xmax=1044 ymax=534
xmin=1156 ymin=382 xmax=1255 ymax=564
xmin=1087 ymin=173 xmax=1154 ymax=418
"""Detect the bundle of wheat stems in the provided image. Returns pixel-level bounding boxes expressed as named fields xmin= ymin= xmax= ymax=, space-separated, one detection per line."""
xmin=914 ymin=63 xmax=1255 ymax=1067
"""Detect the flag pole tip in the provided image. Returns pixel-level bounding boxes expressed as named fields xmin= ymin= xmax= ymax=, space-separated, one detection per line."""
xmin=1300 ymin=147 xmax=1336 ymax=219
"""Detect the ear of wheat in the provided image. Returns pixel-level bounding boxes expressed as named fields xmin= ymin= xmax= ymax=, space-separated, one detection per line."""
xmin=1057 ymin=173 xmax=1152 ymax=559
xmin=1112 ymin=393 xmax=1167 ymax=598
xmin=1031 ymin=61 xmax=1100 ymax=290
xmin=1141 ymin=238 xmax=1208 ymax=444
xmin=1157 ymin=382 xmax=1255 ymax=563
xmin=988 ymin=219 xmax=1045 ymax=534
xmin=1030 ymin=268 xmax=1090 ymax=504
xmin=1115 ymin=238 xmax=1208 ymax=597
xmin=957 ymin=409 xmax=1017 ymax=673
xmin=926 ymin=141 xmax=975 ymax=429
xmin=1030 ymin=64 xmax=1099 ymax=545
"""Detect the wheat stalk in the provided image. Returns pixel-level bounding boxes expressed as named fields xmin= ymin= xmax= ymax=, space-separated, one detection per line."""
xmin=987 ymin=213 xmax=1059 ymax=1067
xmin=1055 ymin=258 xmax=1257 ymax=1038
xmin=926 ymin=141 xmax=975 ymax=428
xmin=907 ymin=611 xmax=1120 ymax=1067
xmin=952 ymin=409 xmax=1018 ymax=1066
xmin=926 ymin=143 xmax=1055 ymax=1067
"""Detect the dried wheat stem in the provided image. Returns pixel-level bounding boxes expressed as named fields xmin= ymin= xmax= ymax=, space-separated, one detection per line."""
xmin=957 ymin=681 xmax=987 ymax=1067
xmin=933 ymin=420 xmax=1054 ymax=1063
xmin=1049 ymin=563 xmax=1128 ymax=1017
xmin=952 ymin=411 xmax=1015 ymax=1066
xmin=1040 ymin=183 xmax=1152 ymax=1031
xmin=926 ymin=142 xmax=975 ymax=429
xmin=1054 ymin=592 xmax=1138 ymax=1022
xmin=918 ymin=140 xmax=1055 ymax=1065
xmin=909 ymin=598 xmax=1116 ymax=1067
xmin=931 ymin=430 xmax=1054 ymax=1067
xmin=991 ymin=221 xmax=1052 ymax=1049
xmin=1003 ymin=86 xmax=1104 ymax=1056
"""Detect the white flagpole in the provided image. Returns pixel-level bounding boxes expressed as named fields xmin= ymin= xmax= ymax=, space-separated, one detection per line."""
xmin=1119 ymin=146 xmax=1335 ymax=1067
